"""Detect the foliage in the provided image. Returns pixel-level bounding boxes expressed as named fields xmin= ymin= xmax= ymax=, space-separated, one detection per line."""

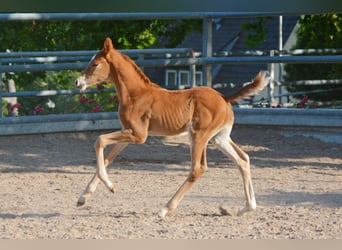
xmin=0 ymin=19 xmax=201 ymax=116
xmin=160 ymin=20 xmax=202 ymax=48
xmin=284 ymin=14 xmax=342 ymax=102
xmin=241 ymin=17 xmax=272 ymax=48
xmin=2 ymin=99 xmax=9 ymax=116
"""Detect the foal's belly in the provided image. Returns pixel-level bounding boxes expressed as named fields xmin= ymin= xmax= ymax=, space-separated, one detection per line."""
xmin=148 ymin=120 xmax=190 ymax=136
xmin=148 ymin=126 xmax=188 ymax=137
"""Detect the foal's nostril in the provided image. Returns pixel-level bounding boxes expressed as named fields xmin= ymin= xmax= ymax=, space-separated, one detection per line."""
xmin=75 ymin=79 xmax=79 ymax=86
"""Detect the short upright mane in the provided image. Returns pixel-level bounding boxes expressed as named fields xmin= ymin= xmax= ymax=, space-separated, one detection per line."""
xmin=120 ymin=52 xmax=157 ymax=87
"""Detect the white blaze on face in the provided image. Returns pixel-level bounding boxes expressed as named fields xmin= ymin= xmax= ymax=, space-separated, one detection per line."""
xmin=88 ymin=53 xmax=97 ymax=66
xmin=76 ymin=53 xmax=98 ymax=92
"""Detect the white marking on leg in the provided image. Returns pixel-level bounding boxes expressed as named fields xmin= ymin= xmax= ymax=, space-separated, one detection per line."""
xmin=95 ymin=139 xmax=115 ymax=193
xmin=77 ymin=175 xmax=101 ymax=206
xmin=158 ymin=207 xmax=169 ymax=218
xmin=211 ymin=126 xmax=257 ymax=216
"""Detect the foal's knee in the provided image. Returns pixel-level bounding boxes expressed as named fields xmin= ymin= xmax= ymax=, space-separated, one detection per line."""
xmin=94 ymin=137 xmax=103 ymax=150
xmin=133 ymin=134 xmax=147 ymax=144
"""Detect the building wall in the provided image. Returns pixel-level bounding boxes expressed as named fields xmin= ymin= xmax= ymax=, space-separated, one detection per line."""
xmin=143 ymin=16 xmax=299 ymax=104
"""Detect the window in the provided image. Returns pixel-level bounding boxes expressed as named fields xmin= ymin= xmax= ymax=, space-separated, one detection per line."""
xmin=165 ymin=70 xmax=177 ymax=88
xmin=195 ymin=71 xmax=203 ymax=86
xmin=178 ymin=70 xmax=190 ymax=88
xmin=165 ymin=70 xmax=203 ymax=89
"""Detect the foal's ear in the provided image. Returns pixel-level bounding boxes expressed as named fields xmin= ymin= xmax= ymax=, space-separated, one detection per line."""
xmin=103 ymin=37 xmax=114 ymax=54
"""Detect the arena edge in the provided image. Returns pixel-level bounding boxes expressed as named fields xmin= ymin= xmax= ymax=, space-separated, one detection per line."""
xmin=0 ymin=108 xmax=341 ymax=136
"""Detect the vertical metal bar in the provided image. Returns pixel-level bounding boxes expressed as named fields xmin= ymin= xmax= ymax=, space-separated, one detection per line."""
xmin=279 ymin=16 xmax=283 ymax=52
xmin=202 ymin=17 xmax=213 ymax=87
xmin=189 ymin=49 xmax=196 ymax=88
xmin=278 ymin=15 xmax=283 ymax=105
xmin=268 ymin=50 xmax=275 ymax=106
xmin=0 ymin=61 xmax=3 ymax=118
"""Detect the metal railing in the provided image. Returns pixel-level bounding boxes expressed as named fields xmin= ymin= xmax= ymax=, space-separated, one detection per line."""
xmin=0 ymin=48 xmax=196 ymax=117
xmin=0 ymin=12 xmax=341 ymax=135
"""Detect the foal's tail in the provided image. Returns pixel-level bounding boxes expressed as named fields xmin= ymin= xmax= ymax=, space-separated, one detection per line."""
xmin=224 ymin=71 xmax=269 ymax=103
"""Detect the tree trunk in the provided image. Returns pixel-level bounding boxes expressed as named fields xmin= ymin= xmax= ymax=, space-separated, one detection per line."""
xmin=5 ymin=79 xmax=19 ymax=116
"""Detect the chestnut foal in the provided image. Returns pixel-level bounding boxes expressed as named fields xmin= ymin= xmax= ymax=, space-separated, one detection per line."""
xmin=75 ymin=37 xmax=268 ymax=217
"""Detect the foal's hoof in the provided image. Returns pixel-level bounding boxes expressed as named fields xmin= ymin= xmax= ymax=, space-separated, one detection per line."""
xmin=158 ymin=208 xmax=168 ymax=218
xmin=237 ymin=206 xmax=256 ymax=216
xmin=77 ymin=201 xmax=85 ymax=207
xmin=109 ymin=186 xmax=116 ymax=193
xmin=105 ymin=182 xmax=116 ymax=193
xmin=77 ymin=196 xmax=86 ymax=207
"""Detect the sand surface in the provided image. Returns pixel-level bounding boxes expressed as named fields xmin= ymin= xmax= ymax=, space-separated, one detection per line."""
xmin=0 ymin=126 xmax=341 ymax=239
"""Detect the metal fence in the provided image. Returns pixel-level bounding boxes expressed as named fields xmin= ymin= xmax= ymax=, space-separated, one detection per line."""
xmin=0 ymin=12 xmax=341 ymax=135
xmin=0 ymin=48 xmax=196 ymax=107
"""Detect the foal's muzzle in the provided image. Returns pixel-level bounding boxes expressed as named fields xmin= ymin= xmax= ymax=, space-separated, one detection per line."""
xmin=75 ymin=76 xmax=87 ymax=92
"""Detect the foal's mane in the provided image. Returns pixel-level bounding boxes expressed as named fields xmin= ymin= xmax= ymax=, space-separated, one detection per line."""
xmin=119 ymin=51 xmax=160 ymax=88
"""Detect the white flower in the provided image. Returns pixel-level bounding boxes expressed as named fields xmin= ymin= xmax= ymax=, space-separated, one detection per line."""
xmin=46 ymin=99 xmax=55 ymax=109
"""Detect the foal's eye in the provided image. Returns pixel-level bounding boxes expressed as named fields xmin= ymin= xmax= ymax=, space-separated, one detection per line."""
xmin=92 ymin=63 xmax=98 ymax=67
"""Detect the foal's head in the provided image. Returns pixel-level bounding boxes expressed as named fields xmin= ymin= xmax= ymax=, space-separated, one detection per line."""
xmin=75 ymin=37 xmax=114 ymax=91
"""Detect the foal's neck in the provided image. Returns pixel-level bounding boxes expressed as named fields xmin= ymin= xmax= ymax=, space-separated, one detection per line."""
xmin=109 ymin=51 xmax=153 ymax=104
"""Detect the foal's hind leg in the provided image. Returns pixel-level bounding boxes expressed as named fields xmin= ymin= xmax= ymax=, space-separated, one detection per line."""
xmin=77 ymin=143 xmax=127 ymax=206
xmin=211 ymin=127 xmax=256 ymax=216
xmin=159 ymin=134 xmax=208 ymax=217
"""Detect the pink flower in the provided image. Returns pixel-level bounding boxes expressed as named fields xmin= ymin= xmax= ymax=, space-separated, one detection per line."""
xmin=299 ymin=96 xmax=309 ymax=105
xmin=79 ymin=95 xmax=96 ymax=105
xmin=298 ymin=96 xmax=309 ymax=108
xmin=92 ymin=104 xmax=101 ymax=113
xmin=96 ymin=83 xmax=104 ymax=91
xmin=86 ymin=98 xmax=96 ymax=105
xmin=8 ymin=103 xmax=21 ymax=114
xmin=78 ymin=96 xmax=87 ymax=103
xmin=33 ymin=105 xmax=44 ymax=115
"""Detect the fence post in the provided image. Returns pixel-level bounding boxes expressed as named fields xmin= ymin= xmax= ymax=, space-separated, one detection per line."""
xmin=278 ymin=15 xmax=283 ymax=105
xmin=0 ymin=62 xmax=2 ymax=117
xmin=202 ymin=17 xmax=213 ymax=87
xmin=268 ymin=50 xmax=275 ymax=106
xmin=6 ymin=79 xmax=18 ymax=116
xmin=189 ymin=49 xmax=196 ymax=88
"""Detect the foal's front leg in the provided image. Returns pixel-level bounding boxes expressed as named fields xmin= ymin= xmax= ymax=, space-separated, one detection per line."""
xmin=95 ymin=137 xmax=115 ymax=191
xmin=78 ymin=128 xmax=147 ymax=206
xmin=77 ymin=143 xmax=127 ymax=206
xmin=94 ymin=129 xmax=147 ymax=188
